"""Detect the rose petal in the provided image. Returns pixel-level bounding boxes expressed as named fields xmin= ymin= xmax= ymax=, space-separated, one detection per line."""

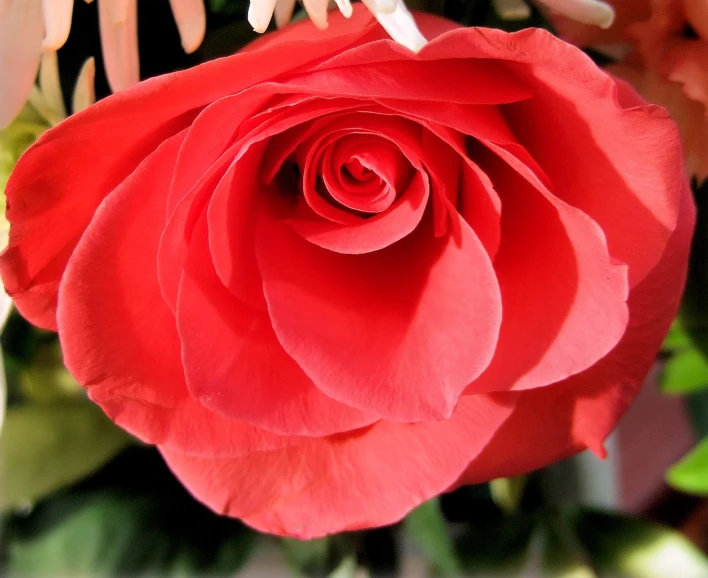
xmin=459 ymin=174 xmax=694 ymax=483
xmin=423 ymin=25 xmax=684 ymax=287
xmin=468 ymin=145 xmax=629 ymax=393
xmin=56 ymin=131 xmax=293 ymax=457
xmin=0 ymin=13 xmax=380 ymax=329
xmin=282 ymin=59 xmax=532 ymax=104
xmin=256 ymin=208 xmax=502 ymax=421
xmin=177 ymin=213 xmax=379 ymax=436
xmin=160 ymin=393 xmax=516 ymax=538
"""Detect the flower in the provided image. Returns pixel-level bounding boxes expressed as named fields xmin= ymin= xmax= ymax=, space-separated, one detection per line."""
xmin=0 ymin=0 xmax=206 ymax=128
xmin=554 ymin=0 xmax=708 ymax=183
xmin=534 ymin=0 xmax=615 ymax=27
xmin=251 ymin=0 xmax=427 ymax=52
xmin=0 ymin=51 xmax=94 ymax=436
xmin=0 ymin=8 xmax=693 ymax=537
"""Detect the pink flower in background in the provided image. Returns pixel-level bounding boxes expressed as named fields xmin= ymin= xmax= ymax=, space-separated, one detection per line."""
xmin=0 ymin=0 xmax=206 ymax=128
xmin=555 ymin=0 xmax=708 ymax=183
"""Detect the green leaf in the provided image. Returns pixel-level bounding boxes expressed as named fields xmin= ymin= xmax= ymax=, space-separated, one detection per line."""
xmin=661 ymin=348 xmax=708 ymax=394
xmin=18 ymin=342 xmax=83 ymax=402
xmin=281 ymin=536 xmax=331 ymax=576
xmin=328 ymin=556 xmax=357 ymax=578
xmin=3 ymin=488 xmax=255 ymax=576
xmin=679 ymin=180 xmax=708 ymax=358
xmin=686 ymin=389 xmax=708 ymax=437
xmin=662 ymin=320 xmax=694 ymax=352
xmin=404 ymin=498 xmax=461 ymax=576
xmin=489 ymin=475 xmax=527 ymax=513
xmin=570 ymin=509 xmax=708 ymax=578
xmin=455 ymin=512 xmax=537 ymax=575
xmin=667 ymin=438 xmax=708 ymax=495
xmin=532 ymin=522 xmax=597 ymax=578
xmin=0 ymin=400 xmax=133 ymax=511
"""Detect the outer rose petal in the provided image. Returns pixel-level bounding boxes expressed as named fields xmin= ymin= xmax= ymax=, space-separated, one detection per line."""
xmin=458 ymin=173 xmax=695 ymax=483
xmin=56 ymin=131 xmax=294 ymax=458
xmin=160 ymin=393 xmax=516 ymax=538
xmin=467 ymin=147 xmax=629 ymax=393
xmin=457 ymin=28 xmax=682 ymax=288
xmin=256 ymin=209 xmax=502 ymax=422
xmin=0 ymin=9 xmax=383 ymax=329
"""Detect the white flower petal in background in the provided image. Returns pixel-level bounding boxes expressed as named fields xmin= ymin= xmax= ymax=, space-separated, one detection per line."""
xmin=492 ymin=0 xmax=532 ymax=21
xmin=535 ymin=0 xmax=615 ymax=28
xmin=38 ymin=51 xmax=68 ymax=120
xmin=249 ymin=0 xmax=279 ymax=33
xmin=98 ymin=0 xmax=139 ymax=92
xmin=273 ymin=0 xmax=297 ymax=29
xmin=42 ymin=0 xmax=75 ymax=50
xmin=252 ymin=0 xmax=427 ymax=52
xmin=301 ymin=0 xmax=331 ymax=29
xmin=361 ymin=0 xmax=427 ymax=52
xmin=72 ymin=57 xmax=97 ymax=114
xmin=0 ymin=0 xmax=44 ymax=130
xmin=169 ymin=0 xmax=206 ymax=53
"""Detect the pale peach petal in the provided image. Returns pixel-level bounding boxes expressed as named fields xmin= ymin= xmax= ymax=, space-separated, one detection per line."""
xmin=0 ymin=0 xmax=12 ymax=20
xmin=98 ymin=0 xmax=139 ymax=92
xmin=662 ymin=40 xmax=708 ymax=107
xmin=372 ymin=0 xmax=397 ymax=14
xmin=333 ymin=0 xmax=353 ymax=18
xmin=684 ymin=0 xmax=708 ymax=40
xmin=273 ymin=0 xmax=297 ymax=28
xmin=553 ymin=0 xmax=650 ymax=45
xmin=39 ymin=50 xmax=67 ymax=119
xmin=611 ymin=62 xmax=708 ymax=183
xmin=301 ymin=0 xmax=330 ymax=29
xmin=361 ymin=0 xmax=427 ymax=52
xmin=537 ymin=0 xmax=615 ymax=28
xmin=493 ymin=0 xmax=532 ymax=20
xmin=248 ymin=0 xmax=278 ymax=32
xmin=106 ymin=0 xmax=131 ymax=23
xmin=72 ymin=57 xmax=96 ymax=113
xmin=41 ymin=0 xmax=74 ymax=50
xmin=169 ymin=0 xmax=206 ymax=54
xmin=0 ymin=0 xmax=44 ymax=129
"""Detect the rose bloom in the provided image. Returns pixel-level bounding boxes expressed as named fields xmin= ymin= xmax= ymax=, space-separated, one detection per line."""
xmin=0 ymin=8 xmax=694 ymax=537
xmin=555 ymin=0 xmax=708 ymax=182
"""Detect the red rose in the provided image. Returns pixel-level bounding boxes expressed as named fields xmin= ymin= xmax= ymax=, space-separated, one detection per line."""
xmin=0 ymin=8 xmax=693 ymax=537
